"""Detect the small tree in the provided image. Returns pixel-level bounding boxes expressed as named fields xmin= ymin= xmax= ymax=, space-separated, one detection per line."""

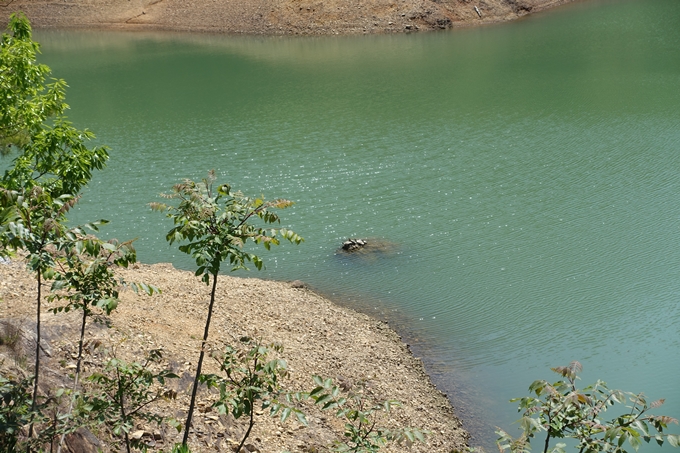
xmin=0 ymin=14 xmax=109 ymax=444
xmin=150 ymin=170 xmax=303 ymax=447
xmin=496 ymin=361 xmax=680 ymax=453
xmin=305 ymin=376 xmax=426 ymax=452
xmin=48 ymin=225 xmax=158 ymax=453
xmin=200 ymin=337 xmax=305 ymax=452
xmin=84 ymin=349 xmax=178 ymax=453
xmin=2 ymin=188 xmax=70 ymax=442
xmin=0 ymin=375 xmax=35 ymax=452
xmin=0 ymin=373 xmax=68 ymax=453
xmin=51 ymin=227 xmax=138 ymax=376
xmin=0 ymin=12 xmax=68 ymax=152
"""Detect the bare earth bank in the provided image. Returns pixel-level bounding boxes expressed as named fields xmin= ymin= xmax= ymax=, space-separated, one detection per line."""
xmin=1 ymin=259 xmax=469 ymax=452
xmin=0 ymin=0 xmax=577 ymax=34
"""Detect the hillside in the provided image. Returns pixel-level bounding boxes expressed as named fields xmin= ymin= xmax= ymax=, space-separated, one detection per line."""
xmin=0 ymin=0 xmax=576 ymax=34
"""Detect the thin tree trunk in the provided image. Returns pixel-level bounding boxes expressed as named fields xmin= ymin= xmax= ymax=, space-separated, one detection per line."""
xmin=182 ymin=273 xmax=219 ymax=446
xmin=238 ymin=406 xmax=256 ymax=453
xmin=116 ymin=365 xmax=132 ymax=453
xmin=27 ymin=270 xmax=42 ymax=449
xmin=56 ymin=306 xmax=89 ymax=453
xmin=543 ymin=429 xmax=551 ymax=453
xmin=123 ymin=432 xmax=131 ymax=453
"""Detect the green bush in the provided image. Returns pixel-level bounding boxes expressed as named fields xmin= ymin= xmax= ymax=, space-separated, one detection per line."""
xmin=497 ymin=362 xmax=679 ymax=453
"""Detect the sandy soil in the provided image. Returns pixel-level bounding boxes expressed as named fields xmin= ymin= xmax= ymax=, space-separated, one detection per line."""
xmin=0 ymin=0 xmax=576 ymax=34
xmin=1 ymin=258 xmax=469 ymax=452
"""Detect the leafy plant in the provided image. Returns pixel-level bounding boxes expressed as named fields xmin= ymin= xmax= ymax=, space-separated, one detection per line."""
xmin=2 ymin=187 xmax=68 ymax=440
xmin=305 ymin=376 xmax=426 ymax=452
xmin=496 ymin=361 xmax=679 ymax=453
xmin=150 ymin=170 xmax=302 ymax=446
xmin=0 ymin=13 xmax=109 ymax=442
xmin=48 ymin=226 xmax=158 ymax=453
xmin=0 ymin=12 xmax=69 ymax=152
xmin=0 ymin=374 xmax=68 ymax=453
xmin=84 ymin=349 xmax=178 ymax=453
xmin=50 ymin=226 xmax=137 ymax=377
xmin=200 ymin=337 xmax=305 ymax=452
xmin=0 ymin=374 xmax=34 ymax=452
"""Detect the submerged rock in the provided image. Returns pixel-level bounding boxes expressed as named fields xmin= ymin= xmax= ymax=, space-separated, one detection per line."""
xmin=290 ymin=279 xmax=306 ymax=289
xmin=337 ymin=238 xmax=400 ymax=261
xmin=338 ymin=237 xmax=400 ymax=256
xmin=341 ymin=238 xmax=368 ymax=252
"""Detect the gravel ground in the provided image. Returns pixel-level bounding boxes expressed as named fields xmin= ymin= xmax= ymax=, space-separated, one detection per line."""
xmin=1 ymin=258 xmax=469 ymax=452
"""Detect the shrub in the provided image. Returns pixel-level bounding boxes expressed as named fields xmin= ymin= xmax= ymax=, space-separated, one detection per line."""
xmin=496 ymin=361 xmax=679 ymax=453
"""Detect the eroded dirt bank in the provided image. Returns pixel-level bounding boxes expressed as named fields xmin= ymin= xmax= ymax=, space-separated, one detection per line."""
xmin=1 ymin=259 xmax=469 ymax=452
xmin=0 ymin=0 xmax=576 ymax=34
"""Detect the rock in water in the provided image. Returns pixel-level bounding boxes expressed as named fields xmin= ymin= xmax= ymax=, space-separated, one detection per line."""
xmin=341 ymin=238 xmax=368 ymax=252
xmin=290 ymin=280 xmax=306 ymax=288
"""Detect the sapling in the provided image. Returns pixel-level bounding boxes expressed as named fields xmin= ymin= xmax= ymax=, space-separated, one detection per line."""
xmin=0 ymin=375 xmax=35 ymax=452
xmin=150 ymin=170 xmax=302 ymax=447
xmin=0 ymin=14 xmax=109 ymax=445
xmin=297 ymin=375 xmax=427 ymax=452
xmin=84 ymin=349 xmax=178 ymax=453
xmin=49 ymin=226 xmax=159 ymax=453
xmin=200 ymin=337 xmax=305 ymax=452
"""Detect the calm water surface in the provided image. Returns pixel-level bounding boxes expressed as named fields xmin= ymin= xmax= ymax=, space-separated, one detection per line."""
xmin=14 ymin=0 xmax=680 ymax=447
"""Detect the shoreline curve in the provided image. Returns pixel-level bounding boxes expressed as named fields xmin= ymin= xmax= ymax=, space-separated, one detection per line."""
xmin=0 ymin=259 xmax=469 ymax=452
xmin=0 ymin=0 xmax=578 ymax=35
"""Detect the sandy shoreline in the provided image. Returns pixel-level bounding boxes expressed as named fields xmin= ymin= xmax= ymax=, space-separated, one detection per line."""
xmin=0 ymin=258 xmax=469 ymax=452
xmin=0 ymin=0 xmax=577 ymax=35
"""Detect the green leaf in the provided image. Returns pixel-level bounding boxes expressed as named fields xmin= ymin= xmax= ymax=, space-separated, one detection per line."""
xmin=280 ymin=407 xmax=292 ymax=423
xmin=309 ymin=387 xmax=325 ymax=398
xmin=628 ymin=433 xmax=642 ymax=451
xmin=295 ymin=410 xmax=308 ymax=426
xmin=314 ymin=394 xmax=333 ymax=408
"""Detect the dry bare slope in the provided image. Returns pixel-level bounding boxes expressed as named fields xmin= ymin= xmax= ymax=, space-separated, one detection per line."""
xmin=0 ymin=0 xmax=576 ymax=34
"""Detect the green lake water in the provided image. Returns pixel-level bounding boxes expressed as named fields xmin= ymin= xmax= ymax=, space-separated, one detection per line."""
xmin=8 ymin=0 xmax=680 ymax=447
